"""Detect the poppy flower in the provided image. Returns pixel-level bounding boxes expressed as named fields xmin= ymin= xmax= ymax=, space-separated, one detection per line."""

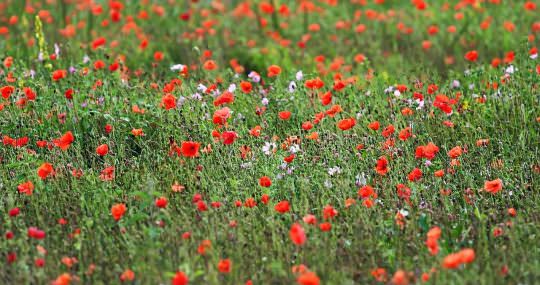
xmin=337 ymin=118 xmax=356 ymax=131
xmin=267 ymin=65 xmax=282 ymax=77
xmin=240 ymin=81 xmax=252 ymax=93
xmin=259 ymin=176 xmax=272 ymax=187
xmin=368 ymin=121 xmax=380 ymax=130
xmin=54 ymin=131 xmax=75 ymax=150
xmin=358 ymin=185 xmax=376 ymax=199
xmin=381 ymin=124 xmax=395 ymax=138
xmin=415 ymin=142 xmax=439 ymax=160
xmin=407 ymin=168 xmax=422 ymax=182
xmin=52 ymin=69 xmax=67 ymax=81
xmin=464 ymin=50 xmax=478 ymax=62
xmin=171 ymin=271 xmax=189 ymax=285
xmin=96 ymin=144 xmax=109 ymax=156
xmin=37 ymin=163 xmax=54 ymax=179
xmin=297 ymin=271 xmax=320 ymax=285
xmin=9 ymin=208 xmax=20 ymax=217
xmin=274 ymin=200 xmax=290 ymax=214
xmin=279 ymin=111 xmax=292 ymax=120
xmin=217 ymin=259 xmax=232 ymax=274
xmin=120 ymin=269 xmax=135 ymax=282
xmin=442 ymin=253 xmax=462 ymax=269
xmin=213 ymin=91 xmax=234 ymax=106
xmin=213 ymin=107 xmax=231 ymax=125
xmin=154 ymin=51 xmax=163 ymax=61
xmin=92 ymin=37 xmax=106 ymax=49
xmin=28 ymin=227 xmax=46 ymax=239
xmin=155 ymin=197 xmax=168 ymax=208
xmin=319 ymin=222 xmax=331 ymax=231
xmin=221 ymin=131 xmax=238 ymax=145
xmin=181 ymin=141 xmax=200 ymax=157
xmin=111 ymin=203 xmax=127 ymax=221
xmin=18 ymin=181 xmax=34 ymax=196
xmin=203 ymin=60 xmax=217 ymax=71
xmin=484 ymin=178 xmax=503 ymax=194
xmin=1 ymin=85 xmax=15 ymax=99
xmin=391 ymin=270 xmax=408 ymax=285
xmin=447 ymin=146 xmax=462 ymax=158
xmin=375 ymin=156 xmax=389 ymax=175
xmin=290 ymin=223 xmax=306 ymax=246
xmin=161 ymin=94 xmax=177 ymax=110
xmin=100 ymin=166 xmax=115 ymax=181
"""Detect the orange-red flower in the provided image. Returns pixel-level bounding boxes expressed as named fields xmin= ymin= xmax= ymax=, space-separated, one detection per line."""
xmin=484 ymin=178 xmax=503 ymax=194
xmin=267 ymin=65 xmax=282 ymax=77
xmin=37 ymin=163 xmax=54 ymax=180
xmin=217 ymin=258 xmax=232 ymax=274
xmin=297 ymin=271 xmax=320 ymax=285
xmin=96 ymin=144 xmax=109 ymax=156
xmin=180 ymin=141 xmax=200 ymax=158
xmin=111 ymin=203 xmax=127 ymax=221
xmin=54 ymin=131 xmax=75 ymax=150
xmin=171 ymin=271 xmax=189 ymax=285
xmin=290 ymin=223 xmax=306 ymax=246
xmin=18 ymin=181 xmax=34 ymax=196
xmin=337 ymin=118 xmax=356 ymax=131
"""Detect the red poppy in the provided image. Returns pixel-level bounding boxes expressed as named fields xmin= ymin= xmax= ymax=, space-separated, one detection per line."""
xmin=181 ymin=141 xmax=200 ymax=157
xmin=161 ymin=94 xmax=177 ymax=110
xmin=240 ymin=81 xmax=252 ymax=93
xmin=217 ymin=259 xmax=232 ymax=274
xmin=337 ymin=118 xmax=356 ymax=131
xmin=52 ymin=69 xmax=67 ymax=81
xmin=484 ymin=178 xmax=503 ymax=194
xmin=171 ymin=271 xmax=189 ymax=285
xmin=96 ymin=144 xmax=109 ymax=156
xmin=18 ymin=181 xmax=34 ymax=196
xmin=155 ymin=197 xmax=168 ymax=208
xmin=375 ymin=156 xmax=389 ymax=175
xmin=279 ymin=111 xmax=292 ymax=120
xmin=37 ymin=163 xmax=54 ymax=179
xmin=221 ymin=131 xmax=238 ymax=145
xmin=274 ymin=200 xmax=290 ymax=214
xmin=464 ymin=50 xmax=478 ymax=62
xmin=259 ymin=176 xmax=272 ymax=187
xmin=54 ymin=131 xmax=75 ymax=150
xmin=297 ymin=271 xmax=320 ymax=285
xmin=111 ymin=203 xmax=127 ymax=221
xmin=213 ymin=91 xmax=234 ymax=106
xmin=267 ymin=65 xmax=282 ymax=77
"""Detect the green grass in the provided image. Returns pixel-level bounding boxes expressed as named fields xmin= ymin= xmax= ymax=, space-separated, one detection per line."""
xmin=1 ymin=1 xmax=540 ymax=284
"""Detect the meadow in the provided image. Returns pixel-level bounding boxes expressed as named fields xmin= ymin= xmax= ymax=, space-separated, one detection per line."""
xmin=1 ymin=0 xmax=540 ymax=284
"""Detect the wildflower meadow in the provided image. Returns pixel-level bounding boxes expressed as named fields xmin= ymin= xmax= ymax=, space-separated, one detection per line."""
xmin=1 ymin=0 xmax=540 ymax=284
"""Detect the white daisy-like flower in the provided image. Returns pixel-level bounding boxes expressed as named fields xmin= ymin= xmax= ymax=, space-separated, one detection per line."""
xmin=289 ymin=144 xmax=300 ymax=154
xmin=327 ymin=166 xmax=341 ymax=176
xmin=170 ymin=64 xmax=185 ymax=71
xmin=191 ymin=93 xmax=202 ymax=100
xmin=296 ymin=70 xmax=304 ymax=81
xmin=399 ymin=209 xmax=409 ymax=217
xmin=288 ymin=81 xmax=297 ymax=93
xmin=197 ymin=84 xmax=207 ymax=93
xmin=504 ymin=65 xmax=515 ymax=75
xmin=262 ymin=142 xmax=276 ymax=155
xmin=355 ymin=173 xmax=367 ymax=186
